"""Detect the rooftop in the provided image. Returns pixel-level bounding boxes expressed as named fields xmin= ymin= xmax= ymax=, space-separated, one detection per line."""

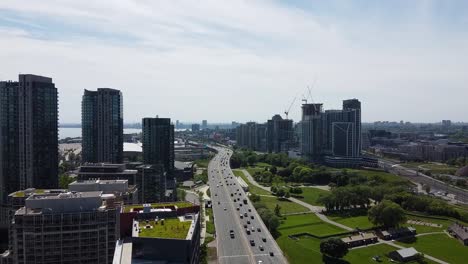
xmin=395 ymin=247 xmax=419 ymax=258
xmin=123 ymin=201 xmax=194 ymax=213
xmin=135 ymin=217 xmax=192 ymax=239
xmin=342 ymin=232 xmax=377 ymax=243
xmin=124 ymin=142 xmax=142 ymax=153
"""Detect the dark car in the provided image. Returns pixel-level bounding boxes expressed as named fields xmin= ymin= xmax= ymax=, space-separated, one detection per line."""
xmin=262 ymin=237 xmax=266 ymax=242
xmin=250 ymin=215 xmax=254 ymax=219
xmin=257 ymin=228 xmax=261 ymax=232
xmin=269 ymin=252 xmax=274 ymax=256
xmin=250 ymin=240 xmax=255 ymax=246
xmin=259 ymin=245 xmax=264 ymax=251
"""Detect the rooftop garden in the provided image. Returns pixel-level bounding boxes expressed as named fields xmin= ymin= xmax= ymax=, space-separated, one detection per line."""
xmin=138 ymin=218 xmax=192 ymax=239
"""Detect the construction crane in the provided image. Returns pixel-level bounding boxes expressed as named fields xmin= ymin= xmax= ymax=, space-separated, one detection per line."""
xmin=284 ymin=96 xmax=297 ymax=120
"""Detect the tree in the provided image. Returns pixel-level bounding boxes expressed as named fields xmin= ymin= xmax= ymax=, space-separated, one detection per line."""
xmin=276 ymin=188 xmax=286 ymax=197
xmin=250 ymin=193 xmax=261 ymax=203
xmin=59 ymin=174 xmax=75 ymax=189
xmin=284 ymin=191 xmax=290 ymax=198
xmin=274 ymin=204 xmax=281 ymax=216
xmin=269 ymin=166 xmax=277 ymax=175
xmin=368 ymin=200 xmax=406 ymax=227
xmin=247 ymin=154 xmax=257 ymax=166
xmin=320 ymin=238 xmax=348 ymax=259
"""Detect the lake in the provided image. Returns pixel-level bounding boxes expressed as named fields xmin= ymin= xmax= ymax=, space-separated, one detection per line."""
xmin=59 ymin=127 xmax=142 ymax=139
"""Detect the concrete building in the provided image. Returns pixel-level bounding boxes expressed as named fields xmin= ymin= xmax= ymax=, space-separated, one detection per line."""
xmin=236 ymin=122 xmax=267 ymax=152
xmin=123 ymin=142 xmax=143 ymax=162
xmin=82 ymin=88 xmax=123 ymax=164
xmin=115 ymin=202 xmax=200 ymax=264
xmin=201 ymin=120 xmax=208 ymax=130
xmin=448 ymin=222 xmax=468 ymax=246
xmin=135 ymin=164 xmax=167 ymax=203
xmin=69 ymin=179 xmax=138 ymax=204
xmin=76 ymin=163 xmax=138 ymax=185
xmin=0 ymin=75 xmax=58 ymax=249
xmin=142 ymin=117 xmax=174 ymax=175
xmin=191 ymin=123 xmax=200 ymax=132
xmin=2 ymin=191 xmax=119 ymax=264
xmin=300 ymin=104 xmax=324 ymax=160
xmin=266 ymin=115 xmax=293 ymax=153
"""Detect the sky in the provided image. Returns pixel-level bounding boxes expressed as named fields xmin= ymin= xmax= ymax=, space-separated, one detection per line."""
xmin=0 ymin=0 xmax=467 ymax=124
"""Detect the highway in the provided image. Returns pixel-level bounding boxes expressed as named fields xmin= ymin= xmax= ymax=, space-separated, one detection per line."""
xmin=208 ymin=147 xmax=288 ymax=264
xmin=379 ymin=159 xmax=468 ymax=204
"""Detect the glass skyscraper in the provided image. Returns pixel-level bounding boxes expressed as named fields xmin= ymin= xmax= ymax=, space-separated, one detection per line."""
xmin=81 ymin=88 xmax=123 ymax=164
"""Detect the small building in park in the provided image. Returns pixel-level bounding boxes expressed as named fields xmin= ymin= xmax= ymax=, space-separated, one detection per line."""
xmin=448 ymin=222 xmax=468 ymax=246
xmin=341 ymin=232 xmax=378 ymax=248
xmin=389 ymin=247 xmax=420 ymax=262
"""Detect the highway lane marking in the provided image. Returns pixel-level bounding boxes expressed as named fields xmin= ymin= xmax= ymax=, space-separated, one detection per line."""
xmin=219 ymin=254 xmax=270 ymax=259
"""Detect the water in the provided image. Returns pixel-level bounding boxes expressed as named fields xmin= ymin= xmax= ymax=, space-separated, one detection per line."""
xmin=59 ymin=127 xmax=142 ymax=139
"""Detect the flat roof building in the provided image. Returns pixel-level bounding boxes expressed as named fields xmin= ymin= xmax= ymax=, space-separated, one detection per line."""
xmin=3 ymin=191 xmax=119 ymax=264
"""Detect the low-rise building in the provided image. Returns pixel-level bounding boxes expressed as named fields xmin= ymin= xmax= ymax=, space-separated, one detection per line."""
xmin=76 ymin=163 xmax=138 ymax=185
xmin=448 ymin=222 xmax=468 ymax=246
xmin=341 ymin=232 xmax=378 ymax=248
xmin=69 ymin=179 xmax=138 ymax=204
xmin=174 ymin=161 xmax=194 ymax=181
xmin=389 ymin=247 xmax=420 ymax=262
xmin=377 ymin=227 xmax=416 ymax=240
xmin=115 ymin=202 xmax=200 ymax=263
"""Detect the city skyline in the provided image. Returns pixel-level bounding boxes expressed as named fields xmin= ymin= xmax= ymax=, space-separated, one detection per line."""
xmin=1 ymin=1 xmax=467 ymax=123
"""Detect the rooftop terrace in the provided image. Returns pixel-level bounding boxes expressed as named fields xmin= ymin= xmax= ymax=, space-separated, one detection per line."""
xmin=135 ymin=217 xmax=192 ymax=239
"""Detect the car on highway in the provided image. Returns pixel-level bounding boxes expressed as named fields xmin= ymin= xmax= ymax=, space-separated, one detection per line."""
xmin=230 ymin=230 xmax=235 ymax=238
xmin=236 ymin=207 xmax=239 ymax=211
xmin=244 ymin=212 xmax=248 ymax=217
xmin=243 ymin=224 xmax=247 ymax=228
xmin=250 ymin=215 xmax=254 ymax=219
xmin=257 ymin=227 xmax=261 ymax=232
xmin=240 ymin=215 xmax=243 ymax=219
xmin=248 ymin=208 xmax=251 ymax=212
xmin=251 ymin=226 xmax=255 ymax=232
xmin=247 ymin=220 xmax=250 ymax=224
xmin=269 ymin=252 xmax=274 ymax=256
xmin=250 ymin=240 xmax=255 ymax=246
xmin=259 ymin=245 xmax=264 ymax=251
xmin=246 ymin=229 xmax=251 ymax=235
xmin=262 ymin=237 xmax=266 ymax=242
xmin=224 ymin=208 xmax=227 ymax=211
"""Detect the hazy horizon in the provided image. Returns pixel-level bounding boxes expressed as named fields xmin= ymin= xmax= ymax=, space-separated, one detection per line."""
xmin=1 ymin=1 xmax=467 ymax=123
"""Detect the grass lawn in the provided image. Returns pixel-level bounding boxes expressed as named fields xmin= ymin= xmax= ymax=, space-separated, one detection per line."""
xmin=329 ymin=214 xmax=374 ymax=230
xmin=395 ymin=233 xmax=468 ymax=264
xmin=278 ymin=213 xmax=346 ymax=237
xmin=345 ymin=244 xmax=437 ymax=264
xmin=276 ymin=213 xmax=347 ymax=263
xmin=348 ymin=169 xmax=409 ymax=184
xmin=232 ymin=169 xmax=244 ymax=178
xmin=259 ymin=196 xmax=309 ymax=215
xmin=401 ymin=162 xmax=459 ymax=174
xmin=245 ymin=167 xmax=266 ymax=177
xmin=277 ymin=235 xmax=323 ymax=264
xmin=206 ymin=208 xmax=215 ymax=234
xmin=194 ymin=158 xmax=211 ymax=168
xmin=138 ymin=218 xmax=191 ymax=239
xmin=234 ymin=169 xmax=271 ymax=195
xmin=404 ymin=215 xmax=452 ymax=234
xmin=296 ymin=187 xmax=329 ymax=206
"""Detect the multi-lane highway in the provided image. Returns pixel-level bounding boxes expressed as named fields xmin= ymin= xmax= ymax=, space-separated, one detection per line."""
xmin=379 ymin=159 xmax=468 ymax=204
xmin=208 ymin=147 xmax=287 ymax=264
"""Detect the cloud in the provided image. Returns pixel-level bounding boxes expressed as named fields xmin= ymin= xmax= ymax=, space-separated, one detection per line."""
xmin=0 ymin=0 xmax=467 ymax=123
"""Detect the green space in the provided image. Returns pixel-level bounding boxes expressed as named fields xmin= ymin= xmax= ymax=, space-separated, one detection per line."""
xmin=124 ymin=201 xmax=193 ymax=213
xmin=400 ymin=162 xmax=460 ymax=175
xmin=403 ymin=214 xmax=453 ymax=234
xmin=232 ymin=169 xmax=244 ymax=178
xmin=347 ymin=168 xmax=409 ymax=184
xmin=206 ymin=207 xmax=215 ymax=234
xmin=277 ymin=235 xmax=323 ymax=263
xmin=276 ymin=213 xmax=347 ymax=263
xmin=278 ymin=213 xmax=346 ymax=237
xmin=395 ymin=233 xmax=468 ymax=264
xmin=194 ymin=158 xmax=211 ymax=168
xmin=345 ymin=244 xmax=437 ymax=264
xmin=296 ymin=187 xmax=329 ymax=206
xmin=235 ymin=170 xmax=271 ymax=195
xmin=259 ymin=196 xmax=309 ymax=215
xmin=329 ymin=214 xmax=374 ymax=230
xmin=138 ymin=218 xmax=192 ymax=239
